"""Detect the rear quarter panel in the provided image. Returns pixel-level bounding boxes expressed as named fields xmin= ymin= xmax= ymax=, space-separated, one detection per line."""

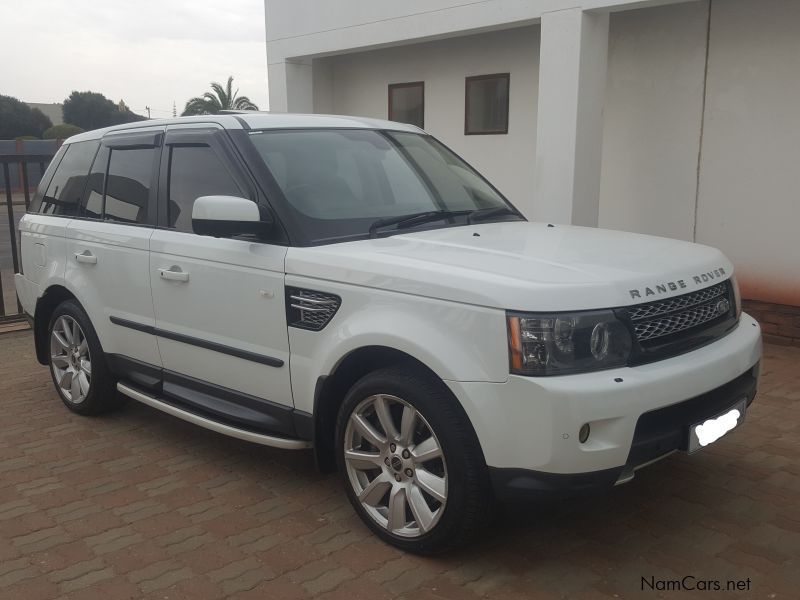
xmin=17 ymin=214 xmax=71 ymax=310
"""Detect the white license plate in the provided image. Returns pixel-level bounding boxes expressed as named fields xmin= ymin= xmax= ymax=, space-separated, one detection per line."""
xmin=688 ymin=398 xmax=747 ymax=453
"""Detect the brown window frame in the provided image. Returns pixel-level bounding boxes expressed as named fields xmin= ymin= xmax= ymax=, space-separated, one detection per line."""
xmin=464 ymin=73 xmax=510 ymax=135
xmin=388 ymin=81 xmax=425 ymax=129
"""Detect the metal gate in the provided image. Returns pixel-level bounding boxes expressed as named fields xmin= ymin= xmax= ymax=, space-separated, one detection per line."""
xmin=0 ymin=152 xmax=54 ymax=323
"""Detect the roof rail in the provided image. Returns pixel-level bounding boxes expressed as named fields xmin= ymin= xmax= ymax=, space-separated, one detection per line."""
xmin=217 ymin=110 xmax=270 ymax=115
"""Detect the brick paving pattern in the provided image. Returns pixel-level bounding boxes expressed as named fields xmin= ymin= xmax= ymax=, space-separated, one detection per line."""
xmin=0 ymin=329 xmax=797 ymax=599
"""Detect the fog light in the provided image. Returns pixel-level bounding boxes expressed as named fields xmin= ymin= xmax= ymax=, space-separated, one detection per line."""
xmin=579 ymin=423 xmax=590 ymax=443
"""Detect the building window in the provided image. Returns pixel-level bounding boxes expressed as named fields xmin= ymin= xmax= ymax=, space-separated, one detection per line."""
xmin=465 ymin=73 xmax=510 ymax=135
xmin=388 ymin=82 xmax=424 ymax=129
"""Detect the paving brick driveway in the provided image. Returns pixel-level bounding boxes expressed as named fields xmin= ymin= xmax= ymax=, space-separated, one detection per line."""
xmin=0 ymin=330 xmax=798 ymax=599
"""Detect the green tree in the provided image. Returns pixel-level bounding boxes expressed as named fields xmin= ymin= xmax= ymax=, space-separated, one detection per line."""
xmin=43 ymin=123 xmax=85 ymax=140
xmin=182 ymin=76 xmax=259 ymax=116
xmin=0 ymin=95 xmax=53 ymax=138
xmin=63 ymin=91 xmax=146 ymax=130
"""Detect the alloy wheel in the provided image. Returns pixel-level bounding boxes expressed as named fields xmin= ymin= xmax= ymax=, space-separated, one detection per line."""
xmin=50 ymin=315 xmax=92 ymax=404
xmin=343 ymin=394 xmax=448 ymax=538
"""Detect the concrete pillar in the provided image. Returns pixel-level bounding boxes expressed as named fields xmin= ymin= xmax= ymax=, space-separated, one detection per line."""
xmin=311 ymin=58 xmax=334 ymax=114
xmin=533 ymin=8 xmax=609 ymax=226
xmin=267 ymin=60 xmax=314 ymax=113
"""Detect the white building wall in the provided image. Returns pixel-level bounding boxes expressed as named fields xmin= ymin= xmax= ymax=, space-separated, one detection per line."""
xmin=315 ymin=28 xmax=540 ymax=211
xmin=265 ymin=0 xmax=691 ymax=61
xmin=695 ymin=0 xmax=800 ymax=306
xmin=599 ymin=1 xmax=708 ymax=242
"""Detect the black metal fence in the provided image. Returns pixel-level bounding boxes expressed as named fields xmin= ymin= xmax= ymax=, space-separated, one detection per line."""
xmin=1 ymin=152 xmax=55 ymax=323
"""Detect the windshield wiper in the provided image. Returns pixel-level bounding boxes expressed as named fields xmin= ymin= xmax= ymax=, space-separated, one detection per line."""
xmin=368 ymin=210 xmax=470 ymax=238
xmin=466 ymin=206 xmax=521 ymax=224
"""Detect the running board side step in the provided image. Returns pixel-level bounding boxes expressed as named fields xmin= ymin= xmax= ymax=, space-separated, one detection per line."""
xmin=117 ymin=383 xmax=312 ymax=450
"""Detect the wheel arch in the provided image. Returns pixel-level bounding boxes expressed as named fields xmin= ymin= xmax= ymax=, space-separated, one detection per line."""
xmin=312 ymin=345 xmax=480 ymax=473
xmin=33 ymin=285 xmax=84 ymax=365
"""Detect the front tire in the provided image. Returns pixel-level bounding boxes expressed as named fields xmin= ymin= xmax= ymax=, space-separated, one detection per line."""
xmin=48 ymin=300 xmax=123 ymax=415
xmin=336 ymin=366 xmax=491 ymax=554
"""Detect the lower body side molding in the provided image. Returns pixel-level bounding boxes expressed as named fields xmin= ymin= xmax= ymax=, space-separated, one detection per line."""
xmin=117 ymin=383 xmax=312 ymax=450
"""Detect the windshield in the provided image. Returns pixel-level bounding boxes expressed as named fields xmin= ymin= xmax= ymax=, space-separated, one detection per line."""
xmin=246 ymin=129 xmax=521 ymax=244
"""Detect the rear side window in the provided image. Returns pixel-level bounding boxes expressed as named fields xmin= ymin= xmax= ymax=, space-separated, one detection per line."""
xmin=104 ymin=147 xmax=156 ymax=224
xmin=39 ymin=141 xmax=99 ymax=216
xmin=28 ymin=145 xmax=67 ymax=214
xmin=79 ymin=146 xmax=109 ymax=219
xmin=167 ymin=145 xmax=243 ymax=233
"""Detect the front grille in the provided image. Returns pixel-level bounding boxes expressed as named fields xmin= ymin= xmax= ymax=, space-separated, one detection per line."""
xmin=628 ymin=284 xmax=726 ymax=322
xmin=618 ymin=279 xmax=737 ymax=364
xmin=634 ymin=296 xmax=728 ymax=341
xmin=629 ymin=283 xmax=732 ymax=343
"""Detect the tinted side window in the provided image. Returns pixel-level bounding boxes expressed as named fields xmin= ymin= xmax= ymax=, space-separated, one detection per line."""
xmin=105 ymin=147 xmax=156 ymax=224
xmin=40 ymin=141 xmax=99 ymax=216
xmin=79 ymin=146 xmax=109 ymax=219
xmin=168 ymin=145 xmax=243 ymax=233
xmin=29 ymin=145 xmax=67 ymax=214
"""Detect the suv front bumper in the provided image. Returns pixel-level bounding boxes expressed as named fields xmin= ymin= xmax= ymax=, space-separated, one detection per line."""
xmin=445 ymin=312 xmax=762 ymax=501
xmin=487 ymin=364 xmax=758 ymax=501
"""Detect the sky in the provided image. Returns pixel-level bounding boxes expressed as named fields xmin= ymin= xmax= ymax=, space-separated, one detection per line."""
xmin=1 ymin=0 xmax=270 ymax=118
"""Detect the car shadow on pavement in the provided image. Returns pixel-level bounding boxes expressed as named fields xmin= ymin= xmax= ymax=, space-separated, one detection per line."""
xmin=485 ymin=455 xmax=766 ymax=565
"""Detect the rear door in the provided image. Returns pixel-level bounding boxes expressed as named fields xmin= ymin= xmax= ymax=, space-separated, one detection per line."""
xmin=65 ymin=128 xmax=164 ymax=387
xmin=148 ymin=126 xmax=293 ymax=434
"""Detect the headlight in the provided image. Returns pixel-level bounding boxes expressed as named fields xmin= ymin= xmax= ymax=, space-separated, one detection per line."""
xmin=507 ymin=310 xmax=632 ymax=376
xmin=731 ymin=275 xmax=742 ymax=319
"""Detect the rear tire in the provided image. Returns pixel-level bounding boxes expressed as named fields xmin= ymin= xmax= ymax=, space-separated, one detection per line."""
xmin=47 ymin=300 xmax=124 ymax=415
xmin=336 ymin=366 xmax=491 ymax=554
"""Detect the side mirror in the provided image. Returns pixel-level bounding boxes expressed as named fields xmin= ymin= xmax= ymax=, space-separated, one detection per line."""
xmin=191 ymin=195 xmax=272 ymax=238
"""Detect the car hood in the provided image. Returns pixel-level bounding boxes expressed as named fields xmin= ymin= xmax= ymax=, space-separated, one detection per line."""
xmin=285 ymin=221 xmax=733 ymax=311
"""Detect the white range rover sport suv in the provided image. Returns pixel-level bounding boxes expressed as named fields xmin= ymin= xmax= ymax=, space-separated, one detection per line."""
xmin=15 ymin=113 xmax=762 ymax=554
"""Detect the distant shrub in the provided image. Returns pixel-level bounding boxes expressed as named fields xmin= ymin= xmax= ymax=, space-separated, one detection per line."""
xmin=0 ymin=94 xmax=53 ymax=138
xmin=63 ymin=91 xmax=146 ymax=129
xmin=15 ymin=135 xmax=39 ymax=140
xmin=43 ymin=123 xmax=85 ymax=140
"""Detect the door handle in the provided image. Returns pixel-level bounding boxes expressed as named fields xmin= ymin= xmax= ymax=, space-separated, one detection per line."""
xmin=158 ymin=266 xmax=190 ymax=282
xmin=74 ymin=251 xmax=97 ymax=265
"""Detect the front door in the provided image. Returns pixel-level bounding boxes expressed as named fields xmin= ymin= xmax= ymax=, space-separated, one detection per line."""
xmin=148 ymin=126 xmax=293 ymax=434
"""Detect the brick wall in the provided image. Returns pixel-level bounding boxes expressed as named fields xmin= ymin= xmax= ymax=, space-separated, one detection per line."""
xmin=743 ymin=300 xmax=800 ymax=346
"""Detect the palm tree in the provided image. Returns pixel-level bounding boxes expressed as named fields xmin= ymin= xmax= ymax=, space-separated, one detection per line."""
xmin=182 ymin=76 xmax=259 ymax=115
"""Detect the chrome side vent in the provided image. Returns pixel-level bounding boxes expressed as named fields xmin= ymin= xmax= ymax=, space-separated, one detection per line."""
xmin=286 ymin=287 xmax=341 ymax=331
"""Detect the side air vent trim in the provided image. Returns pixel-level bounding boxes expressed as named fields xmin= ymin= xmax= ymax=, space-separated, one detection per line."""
xmin=286 ymin=287 xmax=341 ymax=331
